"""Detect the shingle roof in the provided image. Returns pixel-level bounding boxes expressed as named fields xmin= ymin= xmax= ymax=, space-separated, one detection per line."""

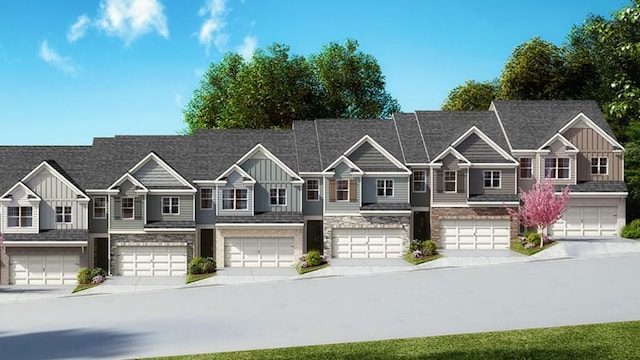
xmin=467 ymin=194 xmax=520 ymax=202
xmin=292 ymin=120 xmax=322 ymax=173
xmin=144 ymin=221 xmax=196 ymax=229
xmin=557 ymin=181 xmax=627 ymax=193
xmin=360 ymin=203 xmax=411 ymax=211
xmin=216 ymin=212 xmax=304 ymax=224
xmin=393 ymin=112 xmax=429 ymax=163
xmin=3 ymin=229 xmax=88 ymax=242
xmin=492 ymin=100 xmax=615 ymax=150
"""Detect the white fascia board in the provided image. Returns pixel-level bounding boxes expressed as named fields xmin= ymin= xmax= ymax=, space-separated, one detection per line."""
xmin=214 ymin=164 xmax=257 ymax=183
xmin=109 ymin=230 xmax=147 ymax=235
xmin=431 ymin=147 xmax=471 ymax=165
xmin=22 ymin=161 xmax=89 ymax=200
xmin=467 ymin=201 xmax=520 ymax=206
xmin=129 ymin=152 xmax=196 ymax=191
xmin=86 ymin=189 xmax=119 ymax=195
xmin=214 ymin=223 xmax=304 ymax=228
xmin=322 ymin=212 xmax=362 ymax=216
xmin=362 ymin=172 xmax=411 ymax=176
xmin=559 ymin=113 xmax=624 ymax=150
xmin=235 ymin=143 xmax=304 ymax=183
xmin=470 ymin=163 xmax=518 ymax=168
xmin=405 ymin=163 xmax=430 ymax=167
xmin=299 ymin=172 xmax=324 ymax=176
xmin=108 ymin=173 xmax=148 ymax=192
xmin=193 ymin=180 xmax=217 ymax=184
xmin=450 ymin=126 xmax=517 ymax=162
xmin=563 ymin=192 xmax=628 ymax=198
xmin=3 ymin=241 xmax=87 ymax=247
xmin=323 ymin=155 xmax=364 ymax=174
xmin=148 ymin=189 xmax=197 ymax=194
xmin=491 ymin=102 xmax=515 ymax=153
xmin=360 ymin=210 xmax=412 ymax=215
xmin=537 ymin=133 xmax=579 ymax=152
xmin=144 ymin=228 xmax=196 ymax=232
xmin=1 ymin=181 xmax=42 ymax=201
xmin=342 ymin=135 xmax=410 ymax=172
xmin=430 ymin=203 xmax=471 ymax=208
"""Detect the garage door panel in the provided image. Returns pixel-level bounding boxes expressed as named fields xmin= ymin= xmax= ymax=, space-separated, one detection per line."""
xmin=440 ymin=219 xmax=510 ymax=250
xmin=332 ymin=228 xmax=403 ymax=258
xmin=224 ymin=237 xmax=295 ymax=267
xmin=117 ymin=246 xmax=187 ymax=276
xmin=550 ymin=206 xmax=617 ymax=237
xmin=10 ymin=252 xmax=79 ymax=285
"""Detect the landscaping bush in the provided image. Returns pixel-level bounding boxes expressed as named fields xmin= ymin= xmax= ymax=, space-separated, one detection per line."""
xmin=91 ymin=275 xmax=105 ymax=284
xmin=188 ymin=257 xmax=217 ymax=275
xmin=422 ymin=240 xmax=438 ymax=256
xmin=306 ymin=250 xmax=323 ymax=266
xmin=77 ymin=268 xmax=92 ymax=285
xmin=622 ymin=219 xmax=640 ymax=239
xmin=409 ymin=239 xmax=424 ymax=252
xmin=527 ymin=233 xmax=542 ymax=246
xmin=90 ymin=267 xmax=106 ymax=278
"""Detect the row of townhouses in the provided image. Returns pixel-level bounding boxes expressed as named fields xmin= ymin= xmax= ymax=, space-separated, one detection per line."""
xmin=0 ymin=101 xmax=627 ymax=285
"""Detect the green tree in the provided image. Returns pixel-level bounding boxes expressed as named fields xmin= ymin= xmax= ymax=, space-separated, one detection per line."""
xmin=441 ymin=80 xmax=500 ymax=111
xmin=182 ymin=39 xmax=399 ymax=133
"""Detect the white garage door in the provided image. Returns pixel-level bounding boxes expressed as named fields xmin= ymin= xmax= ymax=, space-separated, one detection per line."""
xmin=550 ymin=207 xmax=617 ymax=237
xmin=332 ymin=228 xmax=403 ymax=258
xmin=225 ymin=237 xmax=295 ymax=267
xmin=440 ymin=219 xmax=510 ymax=250
xmin=10 ymin=253 xmax=79 ymax=285
xmin=117 ymin=246 xmax=187 ymax=276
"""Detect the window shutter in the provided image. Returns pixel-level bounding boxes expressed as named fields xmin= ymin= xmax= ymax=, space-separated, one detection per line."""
xmin=349 ymin=179 xmax=357 ymax=202
xmin=135 ymin=197 xmax=142 ymax=219
xmin=329 ymin=179 xmax=336 ymax=202
xmin=114 ymin=198 xmax=121 ymax=219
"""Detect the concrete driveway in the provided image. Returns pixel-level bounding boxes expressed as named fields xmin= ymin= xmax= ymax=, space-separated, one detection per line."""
xmin=534 ymin=236 xmax=640 ymax=259
xmin=0 ymin=285 xmax=75 ymax=303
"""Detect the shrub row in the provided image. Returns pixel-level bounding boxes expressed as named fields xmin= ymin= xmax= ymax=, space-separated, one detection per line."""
xmin=188 ymin=257 xmax=217 ymax=274
xmin=410 ymin=239 xmax=438 ymax=258
xmin=298 ymin=250 xmax=327 ymax=268
xmin=77 ymin=267 xmax=106 ymax=285
xmin=622 ymin=219 xmax=640 ymax=239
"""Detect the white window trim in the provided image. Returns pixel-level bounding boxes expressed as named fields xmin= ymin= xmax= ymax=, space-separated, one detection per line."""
xmin=443 ymin=171 xmax=457 ymax=193
xmin=519 ymin=158 xmax=533 ymax=179
xmin=200 ymin=188 xmax=214 ymax=210
xmin=270 ymin=188 xmax=287 ymax=206
xmin=55 ymin=206 xmax=72 ymax=223
xmin=222 ymin=188 xmax=248 ymax=210
xmin=591 ymin=157 xmax=608 ymax=175
xmin=336 ymin=179 xmax=349 ymax=202
xmin=122 ymin=197 xmax=134 ymax=219
xmin=413 ymin=170 xmax=426 ymax=193
xmin=93 ymin=196 xmax=107 ymax=219
xmin=306 ymin=179 xmax=319 ymax=201
xmin=545 ymin=157 xmax=570 ymax=179
xmin=376 ymin=179 xmax=394 ymax=197
xmin=162 ymin=196 xmax=180 ymax=215
xmin=7 ymin=206 xmax=33 ymax=227
xmin=483 ymin=170 xmax=502 ymax=189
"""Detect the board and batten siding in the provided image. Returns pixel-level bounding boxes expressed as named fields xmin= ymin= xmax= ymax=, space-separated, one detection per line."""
xmin=361 ymin=177 xmax=409 ymax=204
xmin=110 ymin=181 xmax=145 ymax=230
xmin=563 ymin=127 xmax=623 ymax=182
xmin=25 ymin=167 xmax=88 ymax=230
xmin=303 ymin=178 xmax=323 ymax=216
xmin=410 ymin=170 xmax=430 ymax=207
xmin=132 ymin=160 xmax=183 ymax=187
xmin=196 ymin=187 xmax=216 ymax=224
xmin=325 ymin=163 xmax=360 ymax=213
xmin=241 ymin=158 xmax=302 ymax=213
xmin=217 ymin=171 xmax=253 ymax=216
xmin=455 ymin=133 xmax=505 ymax=162
xmin=147 ymin=195 xmax=194 ymax=222
xmin=347 ymin=142 xmax=397 ymax=170
xmin=469 ymin=168 xmax=516 ymax=196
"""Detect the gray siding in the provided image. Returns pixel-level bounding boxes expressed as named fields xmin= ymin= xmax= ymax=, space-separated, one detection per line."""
xmin=347 ymin=142 xmax=396 ymax=170
xmin=110 ymin=181 xmax=145 ymax=230
xmin=196 ymin=187 xmax=216 ymax=225
xmin=410 ymin=170 xmax=430 ymax=207
xmin=455 ymin=133 xmax=505 ymax=162
xmin=218 ymin=172 xmax=253 ymax=216
xmin=469 ymin=168 xmax=517 ymax=195
xmin=325 ymin=163 xmax=360 ymax=213
xmin=133 ymin=160 xmax=183 ymax=187
xmin=433 ymin=168 xmax=467 ymax=203
xmin=88 ymin=197 xmax=108 ymax=233
xmin=361 ymin=177 xmax=409 ymax=204
xmin=303 ymin=178 xmax=323 ymax=216
xmin=242 ymin=159 xmax=292 ymax=182
xmin=241 ymin=158 xmax=301 ymax=213
xmin=147 ymin=195 xmax=194 ymax=222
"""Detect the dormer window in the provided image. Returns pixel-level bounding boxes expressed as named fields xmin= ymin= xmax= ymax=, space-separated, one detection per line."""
xmin=222 ymin=189 xmax=248 ymax=210
xmin=545 ymin=158 xmax=570 ymax=179
xmin=8 ymin=206 xmax=32 ymax=227
xmin=122 ymin=198 xmax=134 ymax=219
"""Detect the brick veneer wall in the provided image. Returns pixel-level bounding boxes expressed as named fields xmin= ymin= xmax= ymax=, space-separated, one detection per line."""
xmin=323 ymin=215 xmax=411 ymax=258
xmin=430 ymin=207 xmax=518 ymax=247
xmin=110 ymin=233 xmax=194 ymax=276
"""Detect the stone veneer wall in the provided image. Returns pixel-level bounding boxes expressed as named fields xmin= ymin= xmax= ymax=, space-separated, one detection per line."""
xmin=323 ymin=215 xmax=411 ymax=258
xmin=110 ymin=233 xmax=194 ymax=276
xmin=430 ymin=207 xmax=518 ymax=247
xmin=215 ymin=227 xmax=304 ymax=268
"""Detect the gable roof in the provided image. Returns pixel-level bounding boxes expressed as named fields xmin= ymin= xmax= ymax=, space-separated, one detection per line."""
xmin=450 ymin=126 xmax=517 ymax=164
xmin=235 ymin=143 xmax=304 ymax=183
xmin=342 ymin=135 xmax=409 ymax=172
xmin=491 ymin=100 xmax=616 ymax=150
xmin=214 ymin=164 xmax=256 ymax=184
xmin=0 ymin=181 xmax=42 ymax=201
xmin=323 ymin=155 xmax=364 ymax=174
xmin=129 ymin=151 xmax=196 ymax=191
xmin=22 ymin=160 xmax=90 ymax=200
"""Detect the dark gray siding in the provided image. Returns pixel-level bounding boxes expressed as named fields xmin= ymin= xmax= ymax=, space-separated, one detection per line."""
xmin=325 ymin=163 xmax=360 ymax=213
xmin=89 ymin=197 xmax=108 ymax=233
xmin=302 ymin=178 xmax=323 ymax=216
xmin=147 ymin=194 xmax=194 ymax=222
xmin=433 ymin=155 xmax=467 ymax=203
xmin=110 ymin=181 xmax=144 ymax=230
xmin=455 ymin=133 xmax=506 ymax=163
xmin=196 ymin=187 xmax=216 ymax=224
xmin=361 ymin=176 xmax=409 ymax=204
xmin=410 ymin=169 xmax=430 ymax=207
xmin=133 ymin=160 xmax=183 ymax=187
xmin=347 ymin=142 xmax=397 ymax=170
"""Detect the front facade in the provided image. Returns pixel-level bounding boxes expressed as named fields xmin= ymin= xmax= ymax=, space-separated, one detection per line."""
xmin=0 ymin=101 xmax=627 ymax=283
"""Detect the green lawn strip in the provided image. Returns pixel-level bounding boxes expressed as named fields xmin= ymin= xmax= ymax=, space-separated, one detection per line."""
xmin=511 ymin=239 xmax=558 ymax=255
xmin=403 ymin=252 xmax=443 ymax=265
xmin=72 ymin=283 xmax=101 ymax=293
xmin=295 ymin=262 xmax=329 ymax=275
xmin=186 ymin=273 xmax=216 ymax=284
xmin=150 ymin=321 xmax=640 ymax=360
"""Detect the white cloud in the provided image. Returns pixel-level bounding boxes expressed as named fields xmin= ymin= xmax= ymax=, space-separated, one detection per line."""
xmin=194 ymin=67 xmax=205 ymax=77
xmin=197 ymin=0 xmax=228 ymax=55
xmin=39 ymin=41 xmax=77 ymax=74
xmin=96 ymin=0 xmax=169 ymax=45
xmin=174 ymin=92 xmax=183 ymax=108
xmin=236 ymin=35 xmax=257 ymax=60
xmin=67 ymin=15 xmax=91 ymax=43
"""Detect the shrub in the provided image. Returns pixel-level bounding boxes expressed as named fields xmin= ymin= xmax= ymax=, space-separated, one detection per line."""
xmin=77 ymin=268 xmax=92 ymax=285
xmin=91 ymin=275 xmax=105 ymax=284
xmin=306 ymin=250 xmax=323 ymax=267
xmin=409 ymin=239 xmax=424 ymax=252
xmin=422 ymin=240 xmax=438 ymax=256
xmin=622 ymin=219 xmax=640 ymax=239
xmin=527 ymin=233 xmax=542 ymax=246
xmin=90 ymin=268 xmax=106 ymax=279
xmin=188 ymin=257 xmax=217 ymax=275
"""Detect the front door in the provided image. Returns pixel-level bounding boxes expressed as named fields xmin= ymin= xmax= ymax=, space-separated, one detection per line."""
xmin=413 ymin=212 xmax=430 ymax=241
xmin=306 ymin=220 xmax=324 ymax=254
xmin=95 ymin=237 xmax=109 ymax=270
xmin=200 ymin=229 xmax=215 ymax=259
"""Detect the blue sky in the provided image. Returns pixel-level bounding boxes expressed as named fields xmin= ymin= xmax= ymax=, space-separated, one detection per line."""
xmin=0 ymin=0 xmax=630 ymax=145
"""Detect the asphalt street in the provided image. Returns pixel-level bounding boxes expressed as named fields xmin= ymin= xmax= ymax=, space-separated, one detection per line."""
xmin=2 ymin=254 xmax=640 ymax=359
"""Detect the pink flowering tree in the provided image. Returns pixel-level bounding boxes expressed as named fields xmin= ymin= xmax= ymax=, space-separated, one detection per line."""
xmin=507 ymin=176 xmax=570 ymax=247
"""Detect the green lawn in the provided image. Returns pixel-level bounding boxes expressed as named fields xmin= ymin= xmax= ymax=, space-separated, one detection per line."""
xmin=186 ymin=273 xmax=216 ymax=284
xmin=511 ymin=239 xmax=557 ymax=255
xmin=151 ymin=321 xmax=640 ymax=360
xmin=295 ymin=262 xmax=329 ymax=274
xmin=72 ymin=283 xmax=101 ymax=293
xmin=403 ymin=252 xmax=443 ymax=265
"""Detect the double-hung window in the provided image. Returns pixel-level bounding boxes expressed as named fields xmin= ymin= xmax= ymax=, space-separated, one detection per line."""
xmin=376 ymin=179 xmax=393 ymax=197
xmin=336 ymin=179 xmax=349 ymax=201
xmin=306 ymin=179 xmax=319 ymax=201
xmin=162 ymin=197 xmax=179 ymax=215
xmin=121 ymin=197 xmax=134 ymax=219
xmin=270 ymin=188 xmax=287 ymax=206
xmin=443 ymin=171 xmax=456 ymax=192
xmin=56 ymin=206 xmax=72 ymax=223
xmin=483 ymin=171 xmax=501 ymax=188
xmin=519 ymin=158 xmax=532 ymax=179
xmin=200 ymin=188 xmax=213 ymax=209
xmin=545 ymin=158 xmax=570 ymax=179
xmin=8 ymin=206 xmax=32 ymax=227
xmin=93 ymin=196 xmax=106 ymax=219
xmin=413 ymin=170 xmax=426 ymax=192
xmin=591 ymin=157 xmax=608 ymax=175
xmin=222 ymin=189 xmax=248 ymax=210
